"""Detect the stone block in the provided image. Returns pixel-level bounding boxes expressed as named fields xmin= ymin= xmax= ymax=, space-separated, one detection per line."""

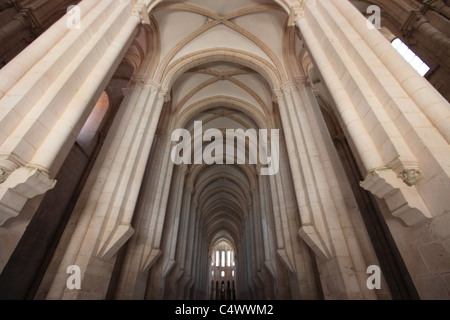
xmin=419 ymin=242 xmax=450 ymax=274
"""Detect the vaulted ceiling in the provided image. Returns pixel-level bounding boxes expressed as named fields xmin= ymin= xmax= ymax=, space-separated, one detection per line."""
xmin=145 ymin=0 xmax=296 ymax=253
xmin=137 ymin=0 xmax=430 ymax=254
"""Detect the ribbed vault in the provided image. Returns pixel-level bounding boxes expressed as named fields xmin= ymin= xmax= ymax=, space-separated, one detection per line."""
xmin=1 ymin=0 xmax=448 ymax=303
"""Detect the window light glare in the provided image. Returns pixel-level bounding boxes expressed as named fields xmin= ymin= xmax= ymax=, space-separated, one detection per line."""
xmin=391 ymin=38 xmax=430 ymax=76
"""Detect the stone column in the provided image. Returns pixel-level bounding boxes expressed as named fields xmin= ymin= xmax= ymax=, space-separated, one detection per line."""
xmin=192 ymin=236 xmax=207 ymax=299
xmin=164 ymin=184 xmax=193 ymax=299
xmin=276 ymin=79 xmax=382 ymax=299
xmin=296 ymin=0 xmax=450 ymax=227
xmin=295 ymin=0 xmax=450 ymax=299
xmin=268 ymin=128 xmax=325 ymax=299
xmin=258 ymin=174 xmax=276 ymax=281
xmin=0 ymin=0 xmax=141 ymax=227
xmin=179 ymin=212 xmax=201 ymax=299
xmin=276 ymin=84 xmax=332 ymax=261
xmin=37 ymin=78 xmax=166 ymax=300
xmin=116 ymin=136 xmax=181 ymax=300
xmin=250 ymin=187 xmax=265 ymax=297
xmin=245 ymin=204 xmax=256 ymax=295
xmin=172 ymin=197 xmax=197 ymax=299
xmin=158 ymin=164 xmax=188 ymax=296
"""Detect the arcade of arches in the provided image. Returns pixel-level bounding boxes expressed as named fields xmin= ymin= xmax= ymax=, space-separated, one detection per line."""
xmin=0 ymin=0 xmax=449 ymax=300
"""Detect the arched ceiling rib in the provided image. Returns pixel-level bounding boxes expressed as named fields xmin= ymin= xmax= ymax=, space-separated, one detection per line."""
xmin=151 ymin=0 xmax=290 ymax=85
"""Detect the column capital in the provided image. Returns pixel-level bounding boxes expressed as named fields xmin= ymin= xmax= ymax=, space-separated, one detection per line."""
xmin=294 ymin=75 xmax=311 ymax=86
xmin=162 ymin=89 xmax=171 ymax=102
xmin=13 ymin=12 xmax=32 ymax=27
xmin=132 ymin=0 xmax=151 ymax=26
xmin=288 ymin=0 xmax=313 ymax=25
xmin=179 ymin=163 xmax=189 ymax=175
xmin=400 ymin=10 xmax=424 ymax=38
xmin=130 ymin=74 xmax=147 ymax=85
xmin=0 ymin=155 xmax=24 ymax=184
xmin=272 ymin=90 xmax=284 ymax=104
xmin=280 ymin=81 xmax=297 ymax=93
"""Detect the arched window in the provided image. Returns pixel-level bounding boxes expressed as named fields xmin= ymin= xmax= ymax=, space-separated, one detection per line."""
xmin=391 ymin=38 xmax=430 ymax=76
xmin=77 ymin=91 xmax=109 ymax=154
xmin=227 ymin=250 xmax=231 ymax=267
xmin=216 ymin=251 xmax=220 ymax=267
xmin=231 ymin=250 xmax=235 ymax=266
xmin=221 ymin=251 xmax=225 ymax=267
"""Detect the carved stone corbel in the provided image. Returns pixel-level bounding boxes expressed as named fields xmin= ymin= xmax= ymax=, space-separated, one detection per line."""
xmin=387 ymin=157 xmax=423 ymax=187
xmin=360 ymin=168 xmax=432 ymax=227
xmin=0 ymin=156 xmax=23 ymax=184
xmin=398 ymin=168 xmax=422 ymax=187
xmin=0 ymin=166 xmax=56 ymax=226
xmin=0 ymin=168 xmax=8 ymax=184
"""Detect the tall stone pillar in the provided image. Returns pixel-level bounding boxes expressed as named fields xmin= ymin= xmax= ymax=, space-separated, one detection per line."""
xmin=149 ymin=164 xmax=187 ymax=299
xmin=186 ymin=216 xmax=203 ymax=299
xmin=37 ymin=79 xmax=166 ymax=300
xmin=164 ymin=183 xmax=193 ymax=300
xmin=276 ymin=78 xmax=383 ymax=299
xmin=257 ymin=173 xmax=276 ymax=284
xmin=295 ymin=0 xmax=450 ymax=299
xmin=0 ymin=0 xmax=144 ymax=275
xmin=296 ymin=0 xmax=450 ymax=225
xmin=0 ymin=0 xmax=140 ymax=227
xmin=114 ymin=131 xmax=177 ymax=300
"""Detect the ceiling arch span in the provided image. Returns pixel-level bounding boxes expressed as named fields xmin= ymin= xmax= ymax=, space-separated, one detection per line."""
xmin=151 ymin=2 xmax=287 ymax=73
xmin=194 ymin=171 xmax=252 ymax=204
xmin=209 ymin=236 xmax=237 ymax=255
xmin=193 ymin=171 xmax=252 ymax=214
xmin=161 ymin=48 xmax=284 ymax=92
xmin=172 ymin=96 xmax=270 ymax=131
xmin=147 ymin=0 xmax=292 ymax=17
xmin=207 ymin=220 xmax=241 ymax=249
xmin=172 ymin=69 xmax=271 ymax=118
xmin=186 ymin=162 xmax=258 ymax=195
xmin=203 ymin=206 xmax=244 ymax=237
xmin=200 ymin=187 xmax=248 ymax=217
